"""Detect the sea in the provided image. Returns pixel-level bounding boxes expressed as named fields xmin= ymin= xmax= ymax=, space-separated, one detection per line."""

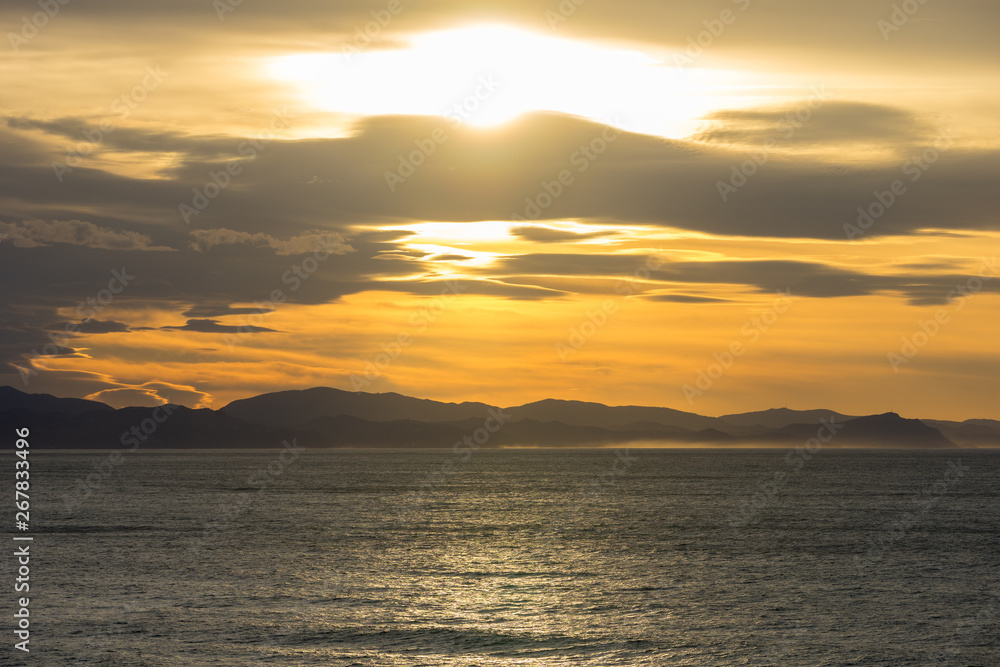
xmin=7 ymin=448 xmax=999 ymax=666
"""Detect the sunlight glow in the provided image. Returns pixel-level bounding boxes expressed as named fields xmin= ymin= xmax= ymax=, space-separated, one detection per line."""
xmin=385 ymin=220 xmax=516 ymax=245
xmin=268 ymin=25 xmax=756 ymax=138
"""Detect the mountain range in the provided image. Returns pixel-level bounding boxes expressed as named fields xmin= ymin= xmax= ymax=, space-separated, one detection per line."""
xmin=2 ymin=385 xmax=998 ymax=449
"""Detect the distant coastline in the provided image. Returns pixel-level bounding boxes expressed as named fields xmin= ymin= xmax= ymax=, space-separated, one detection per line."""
xmin=3 ymin=386 xmax=999 ymax=450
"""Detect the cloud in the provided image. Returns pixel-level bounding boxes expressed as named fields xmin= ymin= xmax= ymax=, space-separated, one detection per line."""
xmin=692 ymin=102 xmax=930 ymax=147
xmin=182 ymin=305 xmax=275 ymax=317
xmin=0 ymin=0 xmax=996 ymax=78
xmin=0 ymin=227 xmax=566 ymax=377
xmin=83 ymin=387 xmax=164 ymax=408
xmin=647 ymin=294 xmax=732 ymax=303
xmin=4 ymin=111 xmax=997 ymax=241
xmin=5 ymin=117 xmax=244 ymax=161
xmin=46 ymin=319 xmax=131 ymax=334
xmin=189 ymin=229 xmax=355 ymax=256
xmin=0 ymin=219 xmax=172 ymax=251
xmin=490 ymin=253 xmax=1000 ymax=304
xmin=511 ymin=225 xmax=617 ymax=243
xmin=85 ymin=381 xmax=214 ymax=409
xmin=22 ymin=345 xmax=80 ymax=358
xmin=160 ymin=319 xmax=281 ymax=334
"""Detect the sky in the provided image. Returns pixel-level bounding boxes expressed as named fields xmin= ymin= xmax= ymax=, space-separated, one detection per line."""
xmin=0 ymin=0 xmax=998 ymax=419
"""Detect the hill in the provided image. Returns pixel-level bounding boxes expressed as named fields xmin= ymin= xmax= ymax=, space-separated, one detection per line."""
xmin=0 ymin=386 xmax=974 ymax=449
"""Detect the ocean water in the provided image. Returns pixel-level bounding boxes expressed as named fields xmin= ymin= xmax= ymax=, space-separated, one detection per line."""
xmin=8 ymin=448 xmax=999 ymax=666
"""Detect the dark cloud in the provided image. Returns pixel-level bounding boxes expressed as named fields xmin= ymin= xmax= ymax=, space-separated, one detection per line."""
xmin=5 ymin=117 xmax=239 ymax=162
xmin=693 ymin=102 xmax=928 ymax=146
xmin=0 ymin=0 xmax=996 ymax=76
xmin=188 ymin=229 xmax=354 ymax=256
xmin=894 ymin=257 xmax=968 ymax=271
xmin=491 ymin=253 xmax=1000 ymax=304
xmin=182 ymin=305 xmax=275 ymax=318
xmin=6 ymin=111 xmax=997 ymax=241
xmin=647 ymin=294 xmax=732 ymax=304
xmin=0 ymin=123 xmax=49 ymax=166
xmin=0 ymin=230 xmax=562 ymax=376
xmin=46 ymin=319 xmax=131 ymax=334
xmin=160 ymin=319 xmax=281 ymax=334
xmin=511 ymin=226 xmax=617 ymax=243
xmin=0 ymin=219 xmax=171 ymax=251
xmin=430 ymin=254 xmax=474 ymax=261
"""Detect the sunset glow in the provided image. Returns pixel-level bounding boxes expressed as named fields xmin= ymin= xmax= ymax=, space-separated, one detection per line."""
xmin=1 ymin=3 xmax=998 ymax=420
xmin=268 ymin=24 xmax=757 ymax=137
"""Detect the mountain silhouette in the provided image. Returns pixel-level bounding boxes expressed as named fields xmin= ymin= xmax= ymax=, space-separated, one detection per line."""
xmin=0 ymin=399 xmax=294 ymax=449
xmin=0 ymin=385 xmax=986 ymax=449
xmin=504 ymin=399 xmax=720 ymax=431
xmin=0 ymin=386 xmax=112 ymax=415
xmin=222 ymin=387 xmax=495 ymax=429
xmin=921 ymin=418 xmax=1000 ymax=447
xmin=720 ymin=407 xmax=858 ymax=430
xmin=765 ymin=412 xmax=955 ymax=448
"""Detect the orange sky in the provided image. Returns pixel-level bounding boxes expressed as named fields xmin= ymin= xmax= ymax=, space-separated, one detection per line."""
xmin=1 ymin=2 xmax=998 ymax=419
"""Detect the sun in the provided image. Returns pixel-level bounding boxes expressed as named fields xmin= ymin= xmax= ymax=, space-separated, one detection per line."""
xmin=267 ymin=24 xmax=757 ymax=138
